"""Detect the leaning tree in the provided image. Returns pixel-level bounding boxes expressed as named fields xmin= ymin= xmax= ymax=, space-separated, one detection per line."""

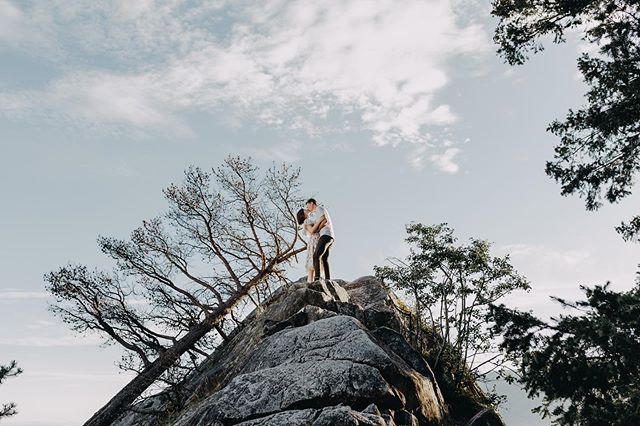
xmin=45 ymin=156 xmax=306 ymax=426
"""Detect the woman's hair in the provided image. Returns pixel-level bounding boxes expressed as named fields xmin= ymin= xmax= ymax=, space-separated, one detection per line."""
xmin=296 ymin=208 xmax=306 ymax=226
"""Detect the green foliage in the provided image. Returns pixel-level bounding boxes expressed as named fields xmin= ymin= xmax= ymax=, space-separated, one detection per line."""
xmin=492 ymin=0 xmax=640 ymax=240
xmin=489 ymin=282 xmax=640 ymax=425
xmin=0 ymin=361 xmax=22 ymax=420
xmin=375 ymin=223 xmax=530 ymax=392
xmin=616 ymin=215 xmax=640 ymax=243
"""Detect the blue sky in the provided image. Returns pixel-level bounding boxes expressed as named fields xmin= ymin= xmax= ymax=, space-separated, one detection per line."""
xmin=0 ymin=1 xmax=638 ymax=425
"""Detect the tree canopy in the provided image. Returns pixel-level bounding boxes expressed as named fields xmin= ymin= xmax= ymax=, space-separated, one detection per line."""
xmin=492 ymin=0 xmax=640 ymax=240
xmin=490 ymin=282 xmax=640 ymax=425
xmin=375 ymin=223 xmax=530 ymax=404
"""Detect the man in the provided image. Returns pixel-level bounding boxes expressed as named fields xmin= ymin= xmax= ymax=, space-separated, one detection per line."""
xmin=306 ymin=198 xmax=334 ymax=280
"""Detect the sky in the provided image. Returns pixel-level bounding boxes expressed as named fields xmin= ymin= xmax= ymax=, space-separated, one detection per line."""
xmin=0 ymin=1 xmax=638 ymax=425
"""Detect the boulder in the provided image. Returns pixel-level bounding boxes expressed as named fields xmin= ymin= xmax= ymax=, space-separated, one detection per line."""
xmin=112 ymin=277 xmax=505 ymax=426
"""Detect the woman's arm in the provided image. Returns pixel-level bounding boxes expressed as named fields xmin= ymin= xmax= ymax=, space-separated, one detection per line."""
xmin=304 ymin=223 xmax=315 ymax=234
xmin=311 ymin=217 xmax=327 ymax=233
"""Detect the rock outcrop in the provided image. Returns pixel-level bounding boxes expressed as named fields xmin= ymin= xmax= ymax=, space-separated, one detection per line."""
xmin=112 ymin=277 xmax=505 ymax=426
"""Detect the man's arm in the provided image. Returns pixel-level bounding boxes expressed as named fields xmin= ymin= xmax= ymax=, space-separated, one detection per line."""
xmin=311 ymin=217 xmax=327 ymax=234
xmin=314 ymin=207 xmax=327 ymax=225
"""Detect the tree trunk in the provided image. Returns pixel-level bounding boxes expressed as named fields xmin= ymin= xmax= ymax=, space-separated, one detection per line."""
xmin=83 ymin=253 xmax=303 ymax=426
xmin=83 ymin=297 xmax=239 ymax=426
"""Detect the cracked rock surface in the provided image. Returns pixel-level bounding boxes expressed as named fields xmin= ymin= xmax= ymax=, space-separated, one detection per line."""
xmin=113 ymin=277 xmax=505 ymax=426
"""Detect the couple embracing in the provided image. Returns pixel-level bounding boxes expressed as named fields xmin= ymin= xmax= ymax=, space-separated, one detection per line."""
xmin=296 ymin=198 xmax=334 ymax=283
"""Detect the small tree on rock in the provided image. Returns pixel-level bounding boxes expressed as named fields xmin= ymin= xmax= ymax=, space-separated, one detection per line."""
xmin=375 ymin=223 xmax=530 ymax=391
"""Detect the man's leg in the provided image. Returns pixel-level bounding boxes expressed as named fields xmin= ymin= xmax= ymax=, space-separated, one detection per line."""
xmin=320 ymin=238 xmax=333 ymax=279
xmin=313 ymin=236 xmax=332 ymax=280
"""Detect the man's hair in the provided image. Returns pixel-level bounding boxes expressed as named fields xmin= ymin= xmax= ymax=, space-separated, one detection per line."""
xmin=296 ymin=209 xmax=306 ymax=226
xmin=306 ymin=198 xmax=317 ymax=205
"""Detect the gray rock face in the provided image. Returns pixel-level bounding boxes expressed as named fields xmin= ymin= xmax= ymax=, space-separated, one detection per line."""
xmin=113 ymin=277 xmax=504 ymax=426
xmin=175 ymin=314 xmax=446 ymax=426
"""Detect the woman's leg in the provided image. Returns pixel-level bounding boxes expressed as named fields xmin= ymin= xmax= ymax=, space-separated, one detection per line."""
xmin=307 ymin=268 xmax=314 ymax=283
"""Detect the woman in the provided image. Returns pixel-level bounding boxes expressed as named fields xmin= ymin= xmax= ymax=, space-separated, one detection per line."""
xmin=297 ymin=208 xmax=327 ymax=282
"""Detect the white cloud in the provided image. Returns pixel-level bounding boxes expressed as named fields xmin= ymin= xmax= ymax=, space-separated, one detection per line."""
xmin=0 ymin=0 xmax=23 ymax=42
xmin=23 ymin=370 xmax=133 ymax=381
xmin=78 ymin=158 xmax=140 ymax=178
xmin=26 ymin=320 xmax=57 ymax=330
xmin=430 ymin=147 xmax=461 ymax=174
xmin=0 ymin=92 xmax=32 ymax=116
xmin=1 ymin=0 xmax=490 ymax=170
xmin=242 ymin=140 xmax=303 ymax=162
xmin=500 ymin=243 xmax=591 ymax=269
xmin=408 ymin=145 xmax=461 ymax=173
xmin=0 ymin=291 xmax=49 ymax=300
xmin=492 ymin=243 xmax=597 ymax=319
xmin=0 ymin=334 xmax=103 ymax=347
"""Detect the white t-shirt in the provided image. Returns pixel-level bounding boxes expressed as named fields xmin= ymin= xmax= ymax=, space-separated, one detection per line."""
xmin=312 ymin=205 xmax=334 ymax=239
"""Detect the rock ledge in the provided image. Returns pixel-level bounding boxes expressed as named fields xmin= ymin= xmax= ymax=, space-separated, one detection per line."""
xmin=114 ymin=277 xmax=505 ymax=426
